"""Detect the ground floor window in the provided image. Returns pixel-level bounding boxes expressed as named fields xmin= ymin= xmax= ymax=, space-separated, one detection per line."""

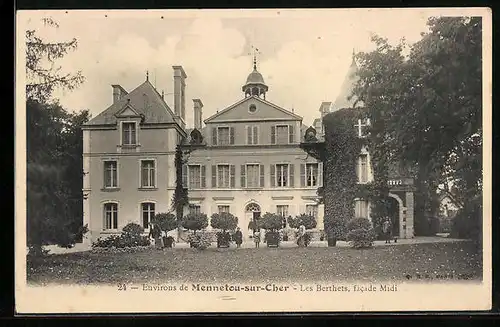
xmin=141 ymin=202 xmax=155 ymax=228
xmin=276 ymin=205 xmax=289 ymax=217
xmin=103 ymin=202 xmax=118 ymax=230
xmin=354 ymin=200 xmax=369 ymax=219
xmin=218 ymin=205 xmax=230 ymax=214
xmin=306 ymin=204 xmax=318 ymax=219
xmin=189 ymin=204 xmax=201 ymax=215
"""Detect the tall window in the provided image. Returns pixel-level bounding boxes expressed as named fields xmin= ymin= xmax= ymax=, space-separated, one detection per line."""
xmin=358 ymin=154 xmax=368 ymax=183
xmin=354 ymin=118 xmax=370 ymax=138
xmin=217 ymin=127 xmax=230 ymax=146
xmin=276 ymin=125 xmax=289 ymax=144
xmin=276 ymin=164 xmax=289 ymax=187
xmin=217 ymin=165 xmax=230 ymax=188
xmin=276 ymin=205 xmax=289 ymax=217
xmin=306 ymin=204 xmax=318 ymax=219
xmin=247 ymin=125 xmax=258 ymax=145
xmin=122 ymin=122 xmax=137 ymax=145
xmin=142 ymin=202 xmax=155 ymax=228
xmin=141 ymin=160 xmax=156 ymax=188
xmin=354 ymin=200 xmax=369 ymax=219
xmin=103 ymin=203 xmax=118 ymax=230
xmin=104 ymin=161 xmax=118 ymax=188
xmin=218 ymin=205 xmax=230 ymax=214
xmin=188 ymin=165 xmax=201 ymax=189
xmin=306 ymin=163 xmax=319 ymax=187
xmin=246 ymin=164 xmax=260 ymax=188
xmin=189 ymin=205 xmax=201 ymax=215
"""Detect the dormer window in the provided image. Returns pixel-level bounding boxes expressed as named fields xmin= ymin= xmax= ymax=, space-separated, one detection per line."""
xmin=122 ymin=122 xmax=137 ymax=145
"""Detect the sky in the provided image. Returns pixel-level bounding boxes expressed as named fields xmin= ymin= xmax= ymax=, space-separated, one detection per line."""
xmin=19 ymin=9 xmax=449 ymax=127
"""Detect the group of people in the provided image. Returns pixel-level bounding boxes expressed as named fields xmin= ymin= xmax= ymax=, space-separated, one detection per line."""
xmin=148 ymin=219 xmax=395 ymax=249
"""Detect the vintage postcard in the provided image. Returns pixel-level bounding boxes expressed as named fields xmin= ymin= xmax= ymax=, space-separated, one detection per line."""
xmin=15 ymin=8 xmax=492 ymax=314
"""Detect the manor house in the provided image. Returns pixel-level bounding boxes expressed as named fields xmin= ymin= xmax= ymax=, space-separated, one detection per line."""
xmin=81 ymin=59 xmax=324 ymax=243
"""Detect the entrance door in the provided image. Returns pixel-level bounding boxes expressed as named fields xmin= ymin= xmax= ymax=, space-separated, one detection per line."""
xmin=245 ymin=202 xmax=261 ymax=239
xmin=387 ymin=197 xmax=400 ymax=238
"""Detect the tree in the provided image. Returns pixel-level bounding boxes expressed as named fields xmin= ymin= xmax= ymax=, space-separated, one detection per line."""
xmin=26 ymin=17 xmax=84 ymax=103
xmin=288 ymin=214 xmax=317 ymax=230
xmin=352 ymin=17 xmax=482 ymax=236
xmin=181 ymin=213 xmax=208 ymax=234
xmin=210 ymin=212 xmax=238 ymax=232
xmin=26 ymin=18 xmax=87 ymax=254
xmin=259 ymin=213 xmax=283 ymax=232
xmin=152 ymin=213 xmax=178 ymax=233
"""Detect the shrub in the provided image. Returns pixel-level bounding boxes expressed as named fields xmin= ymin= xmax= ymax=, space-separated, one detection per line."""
xmin=346 ymin=217 xmax=372 ymax=232
xmin=429 ymin=217 xmax=440 ymax=235
xmin=152 ymin=212 xmax=178 ymax=232
xmin=346 ymin=228 xmax=376 ymax=249
xmin=187 ymin=232 xmax=212 ymax=250
xmin=288 ymin=213 xmax=317 ymax=230
xmin=264 ymin=230 xmax=281 ymax=246
xmin=92 ymin=234 xmax=151 ymax=248
xmin=210 ymin=212 xmax=238 ymax=232
xmin=182 ymin=212 xmax=208 ymax=234
xmin=259 ymin=212 xmax=283 ymax=231
xmin=451 ymin=202 xmax=482 ymax=241
xmin=122 ymin=223 xmax=144 ymax=239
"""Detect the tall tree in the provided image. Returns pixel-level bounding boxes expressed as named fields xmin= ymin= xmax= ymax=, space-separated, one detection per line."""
xmin=352 ymin=17 xmax=482 ymax=236
xmin=26 ymin=18 xmax=88 ymax=254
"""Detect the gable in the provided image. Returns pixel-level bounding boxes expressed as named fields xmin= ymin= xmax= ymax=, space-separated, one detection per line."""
xmin=115 ymin=104 xmax=140 ymax=118
xmin=85 ymin=80 xmax=177 ymax=126
xmin=205 ymin=96 xmax=302 ymax=123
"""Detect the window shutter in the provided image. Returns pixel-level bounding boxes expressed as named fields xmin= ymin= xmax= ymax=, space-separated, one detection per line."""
xmin=211 ymin=165 xmax=217 ymax=188
xmin=212 ymin=127 xmax=218 ymax=145
xmin=253 ymin=126 xmax=258 ymax=144
xmin=229 ymin=127 xmax=235 ymax=145
xmin=240 ymin=165 xmax=246 ymax=188
xmin=270 ymin=164 xmax=276 ymax=187
xmin=182 ymin=164 xmax=188 ymax=188
xmin=246 ymin=126 xmax=251 ymax=145
xmin=201 ymin=165 xmax=206 ymax=188
xmin=318 ymin=162 xmax=323 ymax=187
xmin=260 ymin=164 xmax=265 ymax=187
xmin=230 ymin=165 xmax=236 ymax=188
xmin=289 ymin=164 xmax=295 ymax=187
xmin=300 ymin=164 xmax=306 ymax=187
xmin=121 ymin=125 xmax=127 ymax=145
xmin=271 ymin=126 xmax=276 ymax=144
xmin=289 ymin=124 xmax=294 ymax=144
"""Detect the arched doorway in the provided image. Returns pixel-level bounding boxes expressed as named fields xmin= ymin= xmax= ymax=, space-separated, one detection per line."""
xmin=245 ymin=202 xmax=261 ymax=238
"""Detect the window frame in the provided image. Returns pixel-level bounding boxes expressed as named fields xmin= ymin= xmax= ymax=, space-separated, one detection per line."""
xmin=102 ymin=201 xmax=119 ymax=231
xmin=189 ymin=204 xmax=202 ymax=215
xmin=275 ymin=124 xmax=290 ymax=145
xmin=245 ymin=163 xmax=261 ymax=188
xmin=103 ymin=159 xmax=119 ymax=189
xmin=217 ymin=205 xmax=231 ymax=214
xmin=188 ymin=164 xmax=202 ymax=189
xmin=120 ymin=121 xmax=138 ymax=146
xmin=139 ymin=158 xmax=157 ymax=189
xmin=246 ymin=125 xmax=259 ymax=145
xmin=305 ymin=163 xmax=319 ymax=187
xmin=276 ymin=205 xmax=289 ymax=217
xmin=141 ymin=201 xmax=156 ymax=229
xmin=275 ymin=163 xmax=290 ymax=188
xmin=305 ymin=204 xmax=318 ymax=219
xmin=358 ymin=154 xmax=369 ymax=184
xmin=216 ymin=163 xmax=231 ymax=188
xmin=354 ymin=199 xmax=370 ymax=219
xmin=217 ymin=126 xmax=231 ymax=146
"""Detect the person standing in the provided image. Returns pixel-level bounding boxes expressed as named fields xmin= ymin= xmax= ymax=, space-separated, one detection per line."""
xmin=253 ymin=229 xmax=261 ymax=248
xmin=382 ymin=218 xmax=392 ymax=244
xmin=297 ymin=225 xmax=306 ymax=247
xmin=233 ymin=227 xmax=243 ymax=248
xmin=149 ymin=223 xmax=163 ymax=249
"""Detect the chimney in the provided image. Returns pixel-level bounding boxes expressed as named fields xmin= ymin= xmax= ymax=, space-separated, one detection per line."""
xmin=112 ymin=85 xmax=128 ymax=104
xmin=172 ymin=66 xmax=187 ymax=121
xmin=193 ymin=99 xmax=204 ymax=130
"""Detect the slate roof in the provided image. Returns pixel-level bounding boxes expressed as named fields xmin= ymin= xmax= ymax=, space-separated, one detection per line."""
xmin=332 ymin=57 xmax=360 ymax=111
xmin=85 ymin=80 xmax=177 ymax=126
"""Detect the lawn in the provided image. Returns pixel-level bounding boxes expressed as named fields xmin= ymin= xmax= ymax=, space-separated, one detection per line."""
xmin=27 ymin=241 xmax=482 ymax=285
